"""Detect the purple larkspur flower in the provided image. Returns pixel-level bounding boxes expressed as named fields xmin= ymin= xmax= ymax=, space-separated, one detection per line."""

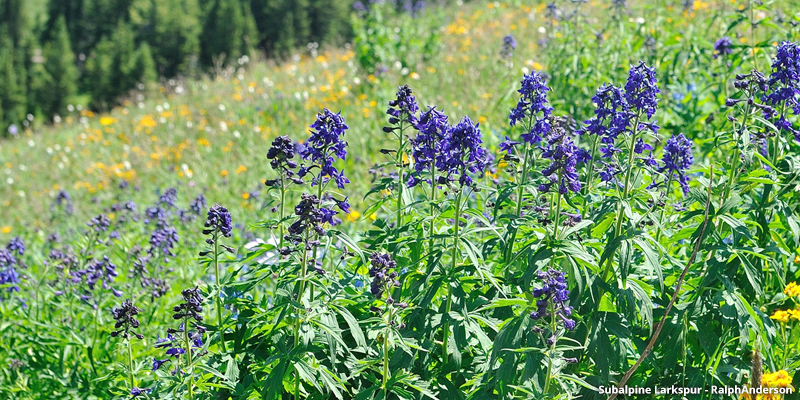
xmin=625 ymin=61 xmax=660 ymax=120
xmin=510 ymin=72 xmax=553 ymax=144
xmin=441 ymin=116 xmax=488 ymax=187
xmin=501 ymin=34 xmax=517 ymax=59
xmin=387 ymin=85 xmax=419 ymax=126
xmin=407 ymin=106 xmax=449 ymax=188
xmin=538 ymin=123 xmax=589 ymax=195
xmin=648 ymin=133 xmax=694 ymax=194
xmin=299 ymin=109 xmax=350 ymax=189
xmin=530 ymin=268 xmax=575 ymax=331
xmin=714 ymin=37 xmax=733 ymax=59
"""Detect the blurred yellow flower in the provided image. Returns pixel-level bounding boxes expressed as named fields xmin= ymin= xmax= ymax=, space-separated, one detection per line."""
xmin=786 ymin=282 xmax=800 ymax=297
xmin=221 ymin=170 xmax=229 ymax=177
xmin=236 ymin=165 xmax=247 ymax=174
xmin=770 ymin=310 xmax=790 ymax=323
xmin=139 ymin=115 xmax=157 ymax=128
xmin=345 ymin=210 xmax=361 ymax=222
xmin=100 ymin=117 xmax=117 ymax=126
xmin=1 ymin=226 xmax=10 ymax=234
xmin=242 ymin=193 xmax=250 ymax=199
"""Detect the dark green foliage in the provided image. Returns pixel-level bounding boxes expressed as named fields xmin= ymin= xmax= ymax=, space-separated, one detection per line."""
xmin=84 ymin=22 xmax=139 ymax=108
xmin=199 ymin=0 xmax=257 ymax=67
xmin=0 ymin=0 xmax=357 ymax=128
xmin=37 ymin=16 xmax=79 ymax=120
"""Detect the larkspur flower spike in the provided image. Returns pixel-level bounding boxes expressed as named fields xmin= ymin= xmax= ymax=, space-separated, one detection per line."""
xmin=530 ymin=267 xmax=576 ymax=332
xmin=509 ymin=71 xmax=553 ymax=144
xmin=648 ymin=133 xmax=694 ymax=194
xmin=440 ymin=116 xmax=489 ymax=187
xmin=299 ymin=108 xmax=350 ymax=189
xmin=204 ymin=204 xmax=233 ymax=239
xmin=625 ymin=61 xmax=660 ymax=120
xmin=110 ymin=298 xmax=144 ymax=340
xmin=407 ymin=106 xmax=449 ymax=188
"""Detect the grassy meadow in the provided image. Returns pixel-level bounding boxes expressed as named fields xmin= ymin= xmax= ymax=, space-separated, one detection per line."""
xmin=1 ymin=0 xmax=800 ymax=399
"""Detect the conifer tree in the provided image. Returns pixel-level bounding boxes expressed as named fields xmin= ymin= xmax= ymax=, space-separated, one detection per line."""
xmin=38 ymin=16 xmax=78 ymax=120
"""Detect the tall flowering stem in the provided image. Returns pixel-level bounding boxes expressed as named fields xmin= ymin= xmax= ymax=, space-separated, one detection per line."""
xmin=266 ymin=136 xmax=303 ymax=250
xmin=438 ymin=115 xmax=487 ymax=363
xmin=367 ymin=253 xmax=402 ymax=390
xmin=408 ymin=106 xmax=449 ymax=269
xmin=530 ymin=268 xmax=576 ymax=395
xmin=649 ymin=133 xmax=694 ymax=241
xmin=763 ymin=41 xmax=800 ymax=165
xmin=299 ymin=109 xmax=350 ymax=300
xmin=538 ymin=122 xmax=587 ymax=240
xmin=504 ymin=71 xmax=552 ymax=263
xmin=202 ymin=204 xmax=233 ymax=352
xmin=111 ymin=299 xmax=143 ymax=392
xmin=385 ymin=85 xmax=419 ymax=232
xmin=601 ymin=61 xmax=660 ymax=284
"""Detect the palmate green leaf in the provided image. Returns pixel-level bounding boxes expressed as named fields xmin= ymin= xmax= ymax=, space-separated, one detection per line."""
xmin=330 ymin=304 xmax=367 ymax=351
xmin=732 ymin=250 xmax=763 ymax=297
xmin=329 ymin=229 xmax=367 ymax=265
xmin=632 ymin=237 xmax=663 ymax=291
xmin=627 ymin=278 xmax=653 ymax=330
xmin=592 ymin=214 xmax=616 ymax=237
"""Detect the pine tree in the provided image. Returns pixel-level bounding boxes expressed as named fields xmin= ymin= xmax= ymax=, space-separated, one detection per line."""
xmin=85 ymin=21 xmax=138 ymax=108
xmin=37 ymin=17 xmax=79 ymax=120
xmin=200 ymin=0 xmax=245 ymax=67
xmin=147 ymin=0 xmax=202 ymax=77
xmin=134 ymin=42 xmax=157 ymax=85
xmin=308 ymin=0 xmax=350 ymax=45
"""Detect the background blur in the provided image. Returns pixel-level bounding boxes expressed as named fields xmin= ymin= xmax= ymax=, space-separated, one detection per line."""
xmin=0 ymin=0 xmax=435 ymax=132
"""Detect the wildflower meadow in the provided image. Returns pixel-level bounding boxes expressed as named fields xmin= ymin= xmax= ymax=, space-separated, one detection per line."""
xmin=1 ymin=0 xmax=800 ymax=399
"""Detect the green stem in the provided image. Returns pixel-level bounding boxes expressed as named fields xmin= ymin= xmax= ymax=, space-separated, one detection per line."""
xmin=127 ymin=338 xmax=135 ymax=389
xmin=294 ymin=229 xmax=310 ymax=400
xmin=443 ymin=189 xmax=462 ymax=364
xmin=382 ymin=307 xmax=393 ymax=389
xmin=654 ymin=175 xmax=674 ymax=242
xmin=506 ymin=144 xmax=532 ymax=263
xmin=279 ymin=176 xmax=286 ymax=249
xmin=552 ymin=182 xmax=563 ymax=241
xmin=428 ymin=163 xmax=437 ymax=268
xmin=543 ymin=303 xmax=557 ymax=395
xmin=184 ymin=318 xmax=195 ymax=400
xmin=600 ymin=117 xmax=641 ymax=284
xmin=214 ymin=233 xmax=226 ymax=353
xmin=397 ymin=120 xmax=405 ymax=232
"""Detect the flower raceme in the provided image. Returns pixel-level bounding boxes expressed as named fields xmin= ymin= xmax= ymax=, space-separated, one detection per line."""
xmin=539 ymin=130 xmax=587 ymax=195
xmin=111 ymin=298 xmax=144 ymax=340
xmin=762 ymin=41 xmax=800 ymax=141
xmin=509 ymin=71 xmax=552 ymax=144
xmin=649 ymin=133 xmax=694 ymax=195
xmin=500 ymin=34 xmax=516 ymax=59
xmin=625 ymin=61 xmax=660 ymax=120
xmin=299 ymin=108 xmax=350 ymax=189
xmin=530 ymin=268 xmax=576 ymax=333
xmin=440 ymin=116 xmax=489 ymax=187
xmin=407 ymin=106 xmax=448 ymax=188
xmin=386 ymin=84 xmax=419 ymax=126
xmin=713 ymin=37 xmax=733 ymax=59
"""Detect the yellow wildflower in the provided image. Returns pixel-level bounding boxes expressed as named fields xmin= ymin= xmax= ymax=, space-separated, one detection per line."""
xmin=785 ymin=282 xmax=800 ymax=297
xmin=100 ymin=116 xmax=117 ymax=126
xmin=221 ymin=170 xmax=229 ymax=177
xmin=770 ymin=310 xmax=790 ymax=323
xmin=236 ymin=165 xmax=247 ymax=174
xmin=345 ymin=210 xmax=361 ymax=222
xmin=1 ymin=226 xmax=11 ymax=234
